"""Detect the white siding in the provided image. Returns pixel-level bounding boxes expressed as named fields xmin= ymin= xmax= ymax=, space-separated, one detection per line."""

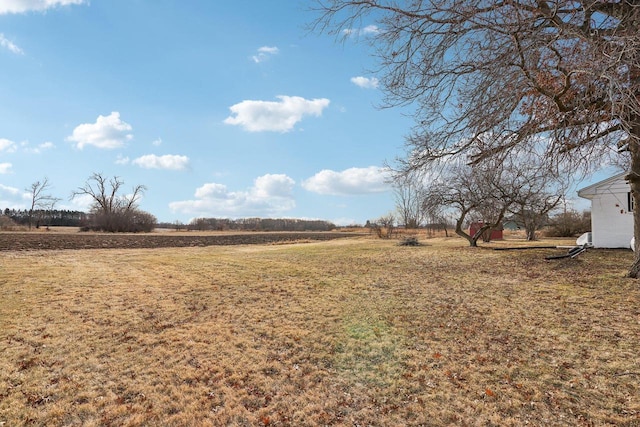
xmin=587 ymin=179 xmax=633 ymax=248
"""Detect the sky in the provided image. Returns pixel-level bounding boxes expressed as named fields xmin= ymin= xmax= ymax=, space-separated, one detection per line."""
xmin=0 ymin=0 xmax=600 ymax=226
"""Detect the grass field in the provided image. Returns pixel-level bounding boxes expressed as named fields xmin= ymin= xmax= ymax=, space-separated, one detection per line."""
xmin=1 ymin=235 xmax=639 ymax=426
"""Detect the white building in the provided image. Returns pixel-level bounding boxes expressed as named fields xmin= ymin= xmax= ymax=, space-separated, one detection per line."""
xmin=577 ymin=172 xmax=634 ymax=248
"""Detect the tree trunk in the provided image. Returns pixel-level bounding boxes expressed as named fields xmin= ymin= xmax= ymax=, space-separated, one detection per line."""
xmin=454 ymin=210 xmax=478 ymax=247
xmin=629 ymin=254 xmax=640 ymax=278
xmin=482 ymin=228 xmax=492 ymax=242
xmin=474 ymin=225 xmax=492 ymax=245
xmin=455 ymin=221 xmax=477 ymax=246
xmin=525 ymin=223 xmax=537 ymax=241
xmin=627 ymin=123 xmax=640 ymax=278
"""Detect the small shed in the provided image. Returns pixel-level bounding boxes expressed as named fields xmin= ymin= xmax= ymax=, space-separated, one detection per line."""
xmin=469 ymin=222 xmax=503 ymax=241
xmin=577 ymin=172 xmax=633 ymax=248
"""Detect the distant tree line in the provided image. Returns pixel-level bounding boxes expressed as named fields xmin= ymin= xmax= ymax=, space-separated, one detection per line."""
xmin=3 ymin=208 xmax=87 ymax=227
xmin=8 ymin=174 xmax=337 ymax=234
xmin=188 ymin=217 xmax=336 ymax=232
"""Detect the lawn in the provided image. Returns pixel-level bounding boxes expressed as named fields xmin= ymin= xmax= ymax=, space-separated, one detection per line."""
xmin=1 ymin=236 xmax=639 ymax=426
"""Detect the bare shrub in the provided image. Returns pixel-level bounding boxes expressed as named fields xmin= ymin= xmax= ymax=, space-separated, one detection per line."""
xmin=545 ymin=210 xmax=591 ymax=237
xmin=372 ymin=214 xmax=395 ymax=239
xmin=0 ymin=215 xmax=21 ymax=231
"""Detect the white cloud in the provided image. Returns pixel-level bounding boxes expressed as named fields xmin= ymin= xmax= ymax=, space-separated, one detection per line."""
xmin=0 ymin=163 xmax=13 ymax=174
xmin=333 ymin=217 xmax=360 ymax=227
xmin=0 ymin=33 xmax=23 ymax=54
xmin=362 ymin=25 xmax=380 ymax=35
xmin=342 ymin=25 xmax=380 ymax=37
xmin=258 ymin=46 xmax=278 ymax=55
xmin=67 ymin=112 xmax=133 ymax=149
xmin=252 ymin=46 xmax=279 ymax=63
xmin=38 ymin=141 xmax=54 ymax=150
xmin=0 ymin=0 xmax=85 ymax=14
xmin=0 ymin=138 xmax=17 ymax=153
xmin=67 ymin=193 xmax=93 ymax=211
xmin=24 ymin=141 xmax=55 ymax=154
xmin=253 ymin=174 xmax=295 ymax=198
xmin=0 ymin=183 xmax=19 ymax=194
xmin=115 ymin=155 xmax=130 ymax=165
xmin=169 ymin=173 xmax=296 ymax=217
xmin=132 ymin=154 xmax=190 ymax=171
xmin=224 ymin=95 xmax=330 ymax=132
xmin=351 ymin=76 xmax=379 ymax=89
xmin=152 ymin=138 xmax=162 ymax=146
xmin=0 ymin=184 xmax=24 ymax=210
xmin=302 ymin=166 xmax=391 ymax=196
xmin=194 ymin=183 xmax=229 ymax=199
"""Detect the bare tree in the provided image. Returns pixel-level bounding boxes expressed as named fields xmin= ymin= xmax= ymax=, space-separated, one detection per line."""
xmin=508 ymin=169 xmax=570 ymax=241
xmin=73 ymin=173 xmax=145 ymax=215
xmin=71 ymin=173 xmax=153 ymax=232
xmin=27 ymin=178 xmax=60 ymax=230
xmin=393 ymin=173 xmax=426 ymax=229
xmin=312 ymin=1 xmax=640 ymax=275
xmin=422 ymin=196 xmax=450 ymax=237
xmin=421 ymin=159 xmax=510 ymax=247
xmin=420 ymin=153 xmax=568 ymax=246
xmin=373 ymin=213 xmax=396 ymax=238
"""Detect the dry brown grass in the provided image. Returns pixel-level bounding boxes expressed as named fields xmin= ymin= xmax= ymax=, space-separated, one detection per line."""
xmin=1 ymin=236 xmax=639 ymax=426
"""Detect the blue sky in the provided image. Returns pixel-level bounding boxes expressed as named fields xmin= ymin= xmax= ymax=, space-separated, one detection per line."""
xmin=0 ymin=0 xmax=417 ymax=225
xmin=0 ymin=0 xmax=599 ymax=225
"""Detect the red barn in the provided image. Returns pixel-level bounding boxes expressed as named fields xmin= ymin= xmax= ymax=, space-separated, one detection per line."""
xmin=469 ymin=222 xmax=503 ymax=241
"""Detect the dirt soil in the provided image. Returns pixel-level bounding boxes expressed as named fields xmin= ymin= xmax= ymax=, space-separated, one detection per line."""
xmin=0 ymin=231 xmax=361 ymax=251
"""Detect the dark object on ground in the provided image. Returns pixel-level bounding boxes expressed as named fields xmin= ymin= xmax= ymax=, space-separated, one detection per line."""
xmin=398 ymin=237 xmax=422 ymax=246
xmin=493 ymin=246 xmax=558 ymax=251
xmin=545 ymin=245 xmax=589 ymax=260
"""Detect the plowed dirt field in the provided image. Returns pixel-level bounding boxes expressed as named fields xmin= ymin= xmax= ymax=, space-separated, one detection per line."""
xmin=0 ymin=231 xmax=361 ymax=251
